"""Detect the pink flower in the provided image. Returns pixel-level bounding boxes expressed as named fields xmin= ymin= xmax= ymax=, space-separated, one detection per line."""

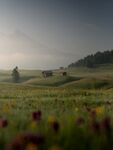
xmin=32 ymin=110 xmax=42 ymax=121
xmin=76 ymin=117 xmax=85 ymax=126
xmin=0 ymin=118 xmax=8 ymax=128
xmin=49 ymin=120 xmax=60 ymax=132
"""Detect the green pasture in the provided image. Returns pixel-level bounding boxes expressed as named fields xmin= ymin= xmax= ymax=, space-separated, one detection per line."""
xmin=0 ymin=84 xmax=112 ymax=149
xmin=0 ymin=65 xmax=112 ymax=149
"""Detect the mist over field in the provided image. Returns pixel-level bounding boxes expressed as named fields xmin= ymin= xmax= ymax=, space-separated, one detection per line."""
xmin=0 ymin=1 xmax=113 ymax=150
xmin=0 ymin=0 xmax=113 ymax=69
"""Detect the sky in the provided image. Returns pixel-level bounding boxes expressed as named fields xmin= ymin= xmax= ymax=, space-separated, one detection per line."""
xmin=0 ymin=0 xmax=113 ymax=69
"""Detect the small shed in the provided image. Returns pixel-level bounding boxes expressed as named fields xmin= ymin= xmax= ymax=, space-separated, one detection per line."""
xmin=42 ymin=70 xmax=53 ymax=78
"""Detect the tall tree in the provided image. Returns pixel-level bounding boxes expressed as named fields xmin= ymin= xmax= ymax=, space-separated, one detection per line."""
xmin=12 ymin=66 xmax=20 ymax=83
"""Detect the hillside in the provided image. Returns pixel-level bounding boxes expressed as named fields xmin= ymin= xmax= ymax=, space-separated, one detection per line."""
xmin=0 ymin=64 xmax=113 ymax=89
xmin=68 ymin=50 xmax=113 ymax=68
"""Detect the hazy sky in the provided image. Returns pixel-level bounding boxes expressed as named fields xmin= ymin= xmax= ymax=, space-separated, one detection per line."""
xmin=0 ymin=0 xmax=113 ymax=69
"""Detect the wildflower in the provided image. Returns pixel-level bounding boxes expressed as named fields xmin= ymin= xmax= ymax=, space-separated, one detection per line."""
xmin=47 ymin=116 xmax=60 ymax=132
xmin=47 ymin=116 xmax=56 ymax=124
xmin=52 ymin=121 xmax=60 ymax=132
xmin=76 ymin=117 xmax=85 ymax=126
xmin=101 ymin=117 xmax=111 ymax=133
xmin=6 ymin=134 xmax=44 ymax=150
xmin=2 ymin=104 xmax=11 ymax=113
xmin=24 ymin=133 xmax=45 ymax=145
xmin=90 ymin=121 xmax=100 ymax=134
xmin=0 ymin=118 xmax=8 ymax=128
xmin=95 ymin=106 xmax=105 ymax=114
xmin=5 ymin=134 xmax=24 ymax=150
xmin=25 ymin=143 xmax=38 ymax=150
xmin=90 ymin=110 xmax=96 ymax=120
xmin=6 ymin=142 xmax=22 ymax=150
xmin=30 ymin=121 xmax=37 ymax=129
xmin=32 ymin=110 xmax=42 ymax=121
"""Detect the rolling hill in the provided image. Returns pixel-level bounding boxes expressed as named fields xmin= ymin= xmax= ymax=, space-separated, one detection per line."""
xmin=0 ymin=63 xmax=113 ymax=89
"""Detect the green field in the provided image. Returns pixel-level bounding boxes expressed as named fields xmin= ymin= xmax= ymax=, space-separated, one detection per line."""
xmin=1 ymin=64 xmax=113 ymax=88
xmin=0 ymin=65 xmax=113 ymax=149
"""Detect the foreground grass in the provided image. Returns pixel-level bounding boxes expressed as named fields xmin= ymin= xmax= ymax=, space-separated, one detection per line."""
xmin=0 ymin=83 xmax=112 ymax=149
xmin=0 ymin=84 xmax=113 ymax=150
xmin=0 ymin=66 xmax=113 ymax=149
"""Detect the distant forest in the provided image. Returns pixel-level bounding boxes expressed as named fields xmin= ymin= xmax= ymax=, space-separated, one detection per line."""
xmin=68 ymin=50 xmax=113 ymax=68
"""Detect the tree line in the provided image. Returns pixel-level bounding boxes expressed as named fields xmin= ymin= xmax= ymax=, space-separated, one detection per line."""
xmin=68 ymin=50 xmax=113 ymax=68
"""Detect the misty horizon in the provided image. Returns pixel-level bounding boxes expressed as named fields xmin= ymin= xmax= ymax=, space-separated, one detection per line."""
xmin=0 ymin=0 xmax=113 ymax=69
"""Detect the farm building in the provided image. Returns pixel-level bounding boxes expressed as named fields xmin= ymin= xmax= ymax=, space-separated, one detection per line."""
xmin=42 ymin=70 xmax=53 ymax=77
xmin=62 ymin=72 xmax=67 ymax=76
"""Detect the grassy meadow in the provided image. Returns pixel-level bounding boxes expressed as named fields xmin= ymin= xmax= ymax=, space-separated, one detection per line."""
xmin=0 ymin=64 xmax=113 ymax=149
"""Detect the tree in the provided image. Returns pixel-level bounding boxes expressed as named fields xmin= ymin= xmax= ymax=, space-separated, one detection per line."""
xmin=68 ymin=50 xmax=113 ymax=68
xmin=12 ymin=66 xmax=20 ymax=83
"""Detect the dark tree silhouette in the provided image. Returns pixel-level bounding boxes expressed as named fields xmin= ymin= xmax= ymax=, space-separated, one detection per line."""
xmin=68 ymin=50 xmax=113 ymax=68
xmin=12 ymin=66 xmax=20 ymax=83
